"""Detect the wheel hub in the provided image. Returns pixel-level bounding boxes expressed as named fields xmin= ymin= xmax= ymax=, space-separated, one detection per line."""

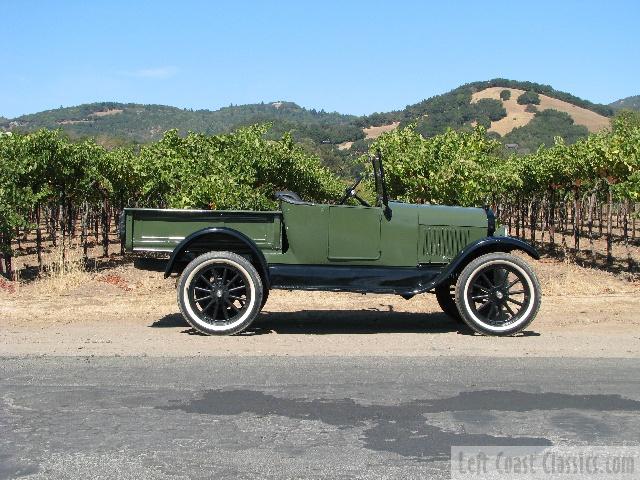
xmin=490 ymin=287 xmax=508 ymax=304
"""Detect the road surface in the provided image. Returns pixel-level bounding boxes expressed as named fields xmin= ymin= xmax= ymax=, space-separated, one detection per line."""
xmin=2 ymin=356 xmax=640 ymax=479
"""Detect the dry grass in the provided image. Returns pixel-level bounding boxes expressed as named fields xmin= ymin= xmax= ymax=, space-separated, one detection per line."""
xmin=26 ymin=243 xmax=95 ymax=295
xmin=471 ymin=87 xmax=610 ymax=135
xmin=533 ymin=257 xmax=638 ymax=296
xmin=88 ymin=109 xmax=123 ymax=117
xmin=363 ymin=122 xmax=400 ymax=140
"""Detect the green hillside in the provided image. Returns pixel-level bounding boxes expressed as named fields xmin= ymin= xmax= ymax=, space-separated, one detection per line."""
xmin=610 ymin=95 xmax=640 ymax=111
xmin=2 ymin=101 xmax=363 ymax=145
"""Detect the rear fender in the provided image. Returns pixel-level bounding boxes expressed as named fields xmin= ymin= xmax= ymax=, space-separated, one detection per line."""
xmin=164 ymin=227 xmax=269 ymax=288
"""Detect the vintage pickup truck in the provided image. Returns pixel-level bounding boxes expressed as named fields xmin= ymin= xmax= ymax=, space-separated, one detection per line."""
xmin=121 ymin=155 xmax=541 ymax=336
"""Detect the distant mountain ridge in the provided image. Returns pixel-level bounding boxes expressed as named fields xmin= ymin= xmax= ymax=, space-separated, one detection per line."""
xmin=1 ymin=79 xmax=630 ymax=161
xmin=2 ymin=101 xmax=363 ymax=145
xmin=610 ymin=95 xmax=640 ymax=111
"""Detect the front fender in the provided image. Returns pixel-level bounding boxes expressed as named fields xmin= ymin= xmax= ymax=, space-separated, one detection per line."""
xmin=163 ymin=227 xmax=269 ymax=286
xmin=429 ymin=236 xmax=540 ymax=290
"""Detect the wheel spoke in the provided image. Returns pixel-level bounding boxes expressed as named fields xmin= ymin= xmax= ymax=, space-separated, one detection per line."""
xmin=507 ymin=278 xmax=521 ymax=289
xmin=477 ymin=300 xmax=491 ymax=311
xmin=509 ymin=289 xmax=525 ymax=295
xmin=199 ymin=274 xmax=214 ymax=288
xmin=479 ymin=273 xmax=495 ymax=288
xmin=229 ymin=294 xmax=246 ymax=305
xmin=210 ymin=301 xmax=220 ymax=320
xmin=472 ymin=294 xmax=489 ymax=301
xmin=194 ymin=294 xmax=213 ymax=302
xmin=202 ymin=298 xmax=217 ymax=312
xmin=222 ymin=303 xmax=229 ymax=321
xmin=228 ymin=285 xmax=246 ymax=293
xmin=495 ymin=269 xmax=508 ymax=288
xmin=226 ymin=273 xmax=240 ymax=287
xmin=499 ymin=305 xmax=509 ymax=322
xmin=226 ymin=299 xmax=240 ymax=312
xmin=507 ymin=297 xmax=524 ymax=307
xmin=504 ymin=302 xmax=516 ymax=317
xmin=221 ymin=268 xmax=228 ymax=284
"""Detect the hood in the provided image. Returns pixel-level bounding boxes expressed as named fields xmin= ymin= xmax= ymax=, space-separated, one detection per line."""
xmin=403 ymin=202 xmax=489 ymax=228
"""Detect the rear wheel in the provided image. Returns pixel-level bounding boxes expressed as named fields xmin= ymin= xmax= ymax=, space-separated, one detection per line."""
xmin=455 ymin=252 xmax=541 ymax=336
xmin=177 ymin=251 xmax=264 ymax=335
xmin=435 ymin=280 xmax=462 ymax=322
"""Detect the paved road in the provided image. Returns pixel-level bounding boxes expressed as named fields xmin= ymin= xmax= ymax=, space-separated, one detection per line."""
xmin=2 ymin=356 xmax=640 ymax=479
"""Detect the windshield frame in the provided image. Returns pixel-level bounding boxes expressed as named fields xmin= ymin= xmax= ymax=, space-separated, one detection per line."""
xmin=371 ymin=150 xmax=389 ymax=209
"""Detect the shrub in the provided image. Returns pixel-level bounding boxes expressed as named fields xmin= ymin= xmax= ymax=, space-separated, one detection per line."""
xmin=517 ymin=91 xmax=541 ymax=105
xmin=500 ymin=89 xmax=511 ymax=101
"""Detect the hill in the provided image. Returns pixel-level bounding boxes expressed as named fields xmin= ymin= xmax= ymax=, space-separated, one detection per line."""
xmin=610 ymin=95 xmax=640 ymax=111
xmin=1 ymin=101 xmax=364 ymax=146
xmin=470 ymin=86 xmax=609 ymax=135
xmin=356 ymin=79 xmax=613 ymax=154
xmin=0 ymin=78 xmax=616 ymax=163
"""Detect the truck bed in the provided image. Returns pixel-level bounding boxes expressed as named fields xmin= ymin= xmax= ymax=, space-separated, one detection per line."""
xmin=121 ymin=208 xmax=282 ymax=253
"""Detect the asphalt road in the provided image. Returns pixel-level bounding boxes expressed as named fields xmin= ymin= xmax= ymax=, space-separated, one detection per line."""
xmin=2 ymin=356 xmax=640 ymax=479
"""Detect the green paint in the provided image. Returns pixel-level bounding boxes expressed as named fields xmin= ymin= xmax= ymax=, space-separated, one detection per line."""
xmin=124 ymin=200 xmax=489 ymax=267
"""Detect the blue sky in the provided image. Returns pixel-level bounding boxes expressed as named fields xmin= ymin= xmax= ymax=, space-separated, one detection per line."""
xmin=1 ymin=0 xmax=638 ymax=118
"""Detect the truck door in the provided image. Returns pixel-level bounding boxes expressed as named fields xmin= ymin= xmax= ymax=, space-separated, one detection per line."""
xmin=327 ymin=205 xmax=382 ymax=261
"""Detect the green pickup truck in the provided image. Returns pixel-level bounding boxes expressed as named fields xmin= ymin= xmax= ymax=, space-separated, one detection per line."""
xmin=121 ymin=155 xmax=541 ymax=336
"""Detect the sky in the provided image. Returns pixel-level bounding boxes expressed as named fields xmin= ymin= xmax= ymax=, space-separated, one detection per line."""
xmin=1 ymin=0 xmax=638 ymax=118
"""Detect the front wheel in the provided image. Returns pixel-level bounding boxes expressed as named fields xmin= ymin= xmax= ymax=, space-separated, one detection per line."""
xmin=455 ymin=252 xmax=541 ymax=336
xmin=177 ymin=251 xmax=264 ymax=335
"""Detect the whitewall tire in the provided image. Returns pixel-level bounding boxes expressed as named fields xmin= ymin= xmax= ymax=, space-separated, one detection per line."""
xmin=177 ymin=251 xmax=264 ymax=336
xmin=454 ymin=252 xmax=541 ymax=336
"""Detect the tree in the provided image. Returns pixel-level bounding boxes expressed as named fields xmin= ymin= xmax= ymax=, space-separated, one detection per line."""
xmin=517 ymin=91 xmax=541 ymax=105
xmin=500 ymin=89 xmax=511 ymax=101
xmin=503 ymin=109 xmax=588 ymax=152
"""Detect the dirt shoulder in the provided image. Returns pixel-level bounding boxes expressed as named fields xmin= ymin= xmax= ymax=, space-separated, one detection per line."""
xmin=1 ymin=260 xmax=639 ymax=358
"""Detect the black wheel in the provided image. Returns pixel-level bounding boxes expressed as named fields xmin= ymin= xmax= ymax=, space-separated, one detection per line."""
xmin=435 ymin=280 xmax=462 ymax=322
xmin=455 ymin=252 xmax=541 ymax=336
xmin=177 ymin=251 xmax=264 ymax=335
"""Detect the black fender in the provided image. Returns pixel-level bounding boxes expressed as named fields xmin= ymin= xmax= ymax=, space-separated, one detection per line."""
xmin=428 ymin=236 xmax=540 ymax=291
xmin=163 ymin=227 xmax=270 ymax=287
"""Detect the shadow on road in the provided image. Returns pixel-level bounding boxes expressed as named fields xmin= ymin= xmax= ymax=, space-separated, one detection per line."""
xmin=149 ymin=309 xmax=488 ymax=336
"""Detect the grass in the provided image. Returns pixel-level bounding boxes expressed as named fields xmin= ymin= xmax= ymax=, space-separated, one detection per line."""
xmin=27 ymin=243 xmax=96 ymax=294
xmin=471 ymin=87 xmax=610 ymax=135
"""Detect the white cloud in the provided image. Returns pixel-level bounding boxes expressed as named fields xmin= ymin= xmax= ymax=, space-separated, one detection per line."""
xmin=129 ymin=66 xmax=178 ymax=79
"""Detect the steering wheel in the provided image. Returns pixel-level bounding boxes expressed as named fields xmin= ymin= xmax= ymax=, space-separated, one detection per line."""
xmin=338 ymin=176 xmax=371 ymax=207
